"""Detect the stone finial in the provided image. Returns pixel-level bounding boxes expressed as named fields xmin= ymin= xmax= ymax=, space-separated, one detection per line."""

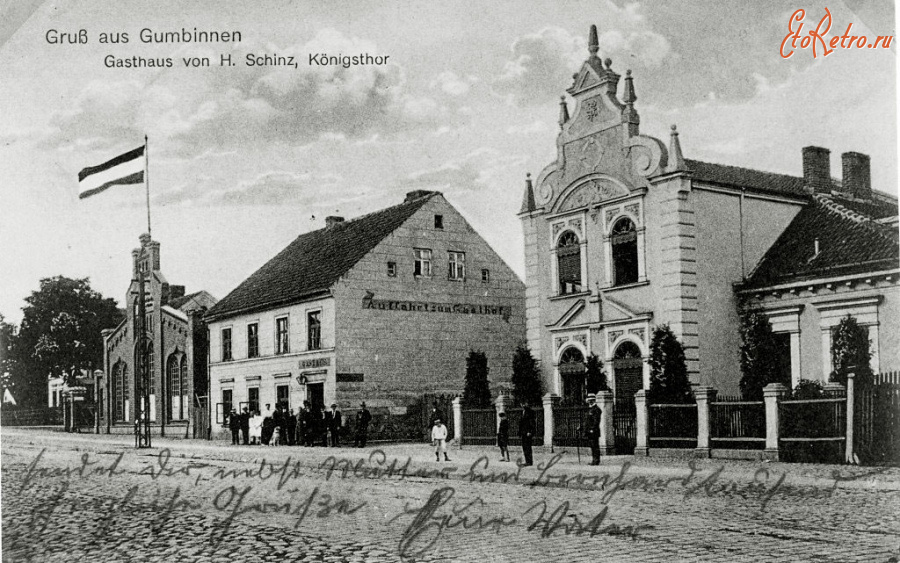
xmin=623 ymin=70 xmax=637 ymax=104
xmin=520 ymin=173 xmax=537 ymax=214
xmin=604 ymin=57 xmax=612 ymax=69
xmin=589 ymin=24 xmax=599 ymax=57
xmin=558 ymin=96 xmax=570 ymax=127
xmin=666 ymin=124 xmax=687 ymax=173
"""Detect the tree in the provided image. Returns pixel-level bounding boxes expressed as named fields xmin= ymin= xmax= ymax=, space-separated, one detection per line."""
xmin=584 ymin=353 xmax=609 ymax=394
xmin=830 ymin=315 xmax=873 ymax=386
xmin=739 ymin=311 xmax=785 ymax=401
xmin=462 ymin=350 xmax=491 ymax=408
xmin=10 ymin=277 xmax=121 ymax=407
xmin=511 ymin=345 xmax=542 ymax=406
xmin=647 ymin=324 xmax=692 ymax=404
xmin=0 ymin=314 xmax=17 ymax=403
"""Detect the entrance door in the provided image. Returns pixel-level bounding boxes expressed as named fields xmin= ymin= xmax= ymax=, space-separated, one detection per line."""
xmin=559 ymin=347 xmax=586 ymax=406
xmin=613 ymin=341 xmax=643 ymax=454
xmin=307 ymin=383 xmax=324 ymax=412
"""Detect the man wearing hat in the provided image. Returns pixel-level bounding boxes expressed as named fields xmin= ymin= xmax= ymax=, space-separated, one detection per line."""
xmin=325 ymin=403 xmax=342 ymax=447
xmin=354 ymin=402 xmax=372 ymax=448
xmin=584 ymin=393 xmax=603 ymax=465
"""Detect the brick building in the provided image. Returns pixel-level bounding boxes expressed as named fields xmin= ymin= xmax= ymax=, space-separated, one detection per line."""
xmin=519 ymin=25 xmax=898 ymax=405
xmin=101 ymin=234 xmax=217 ymax=436
xmin=204 ymin=191 xmax=525 ymax=436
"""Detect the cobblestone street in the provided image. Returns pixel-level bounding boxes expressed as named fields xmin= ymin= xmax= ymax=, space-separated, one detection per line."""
xmin=3 ymin=429 xmax=900 ymax=562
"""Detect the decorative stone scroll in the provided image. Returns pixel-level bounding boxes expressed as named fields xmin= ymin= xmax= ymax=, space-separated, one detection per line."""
xmin=555 ymin=336 xmax=571 ymax=350
xmin=557 ymin=179 xmax=629 ymax=212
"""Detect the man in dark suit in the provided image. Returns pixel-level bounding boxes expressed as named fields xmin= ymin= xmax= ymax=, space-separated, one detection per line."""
xmin=326 ymin=403 xmax=342 ymax=446
xmin=286 ymin=408 xmax=297 ymax=446
xmin=228 ymin=409 xmax=241 ymax=445
xmin=354 ymin=402 xmax=372 ymax=448
xmin=584 ymin=394 xmax=603 ymax=465
xmin=518 ymin=405 xmax=536 ymax=466
xmin=240 ymin=407 xmax=250 ymax=445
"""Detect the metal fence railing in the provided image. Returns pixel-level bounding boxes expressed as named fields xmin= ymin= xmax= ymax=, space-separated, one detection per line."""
xmin=460 ymin=408 xmax=496 ymax=445
xmin=553 ymin=406 xmax=587 ymax=448
xmin=710 ymin=398 xmax=765 ymax=450
xmin=649 ymin=403 xmax=697 ymax=448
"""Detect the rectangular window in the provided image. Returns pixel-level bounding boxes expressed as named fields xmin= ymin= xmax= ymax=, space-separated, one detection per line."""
xmin=482 ymin=268 xmax=490 ymax=283
xmin=448 ymin=251 xmax=466 ymax=280
xmin=248 ymin=387 xmax=259 ymax=414
xmin=387 ymin=261 xmax=397 ymax=277
xmin=307 ymin=311 xmax=321 ymax=350
xmin=247 ymin=323 xmax=259 ymax=358
xmin=222 ymin=389 xmax=233 ymax=422
xmin=276 ymin=317 xmax=290 ymax=354
xmin=414 ymin=248 xmax=432 ymax=277
xmin=434 ymin=214 xmax=444 ymax=229
xmin=222 ymin=328 xmax=232 ymax=361
xmin=276 ymin=384 xmax=289 ymax=410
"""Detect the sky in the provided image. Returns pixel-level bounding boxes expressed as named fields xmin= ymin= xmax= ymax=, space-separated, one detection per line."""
xmin=1 ymin=0 xmax=897 ymax=325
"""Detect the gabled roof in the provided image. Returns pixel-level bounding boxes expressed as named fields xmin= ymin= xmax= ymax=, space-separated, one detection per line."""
xmin=168 ymin=290 xmax=217 ymax=313
xmin=205 ymin=192 xmax=437 ymax=320
xmin=685 ymin=159 xmax=809 ymax=197
xmin=742 ymin=195 xmax=899 ymax=289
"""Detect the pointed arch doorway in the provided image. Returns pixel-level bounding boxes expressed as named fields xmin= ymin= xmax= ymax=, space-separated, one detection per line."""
xmin=612 ymin=340 xmax=643 ymax=454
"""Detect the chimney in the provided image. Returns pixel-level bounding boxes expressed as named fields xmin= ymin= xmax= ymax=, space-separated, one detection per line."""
xmin=802 ymin=146 xmax=832 ymax=194
xmin=325 ymin=216 xmax=345 ymax=228
xmin=841 ymin=152 xmax=871 ymax=199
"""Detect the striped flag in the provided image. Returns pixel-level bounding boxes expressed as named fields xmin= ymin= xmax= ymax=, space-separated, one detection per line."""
xmin=78 ymin=145 xmax=145 ymax=199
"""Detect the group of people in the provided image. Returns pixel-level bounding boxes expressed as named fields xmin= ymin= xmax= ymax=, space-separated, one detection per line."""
xmin=228 ymin=401 xmax=372 ymax=447
xmin=495 ymin=395 xmax=604 ymax=466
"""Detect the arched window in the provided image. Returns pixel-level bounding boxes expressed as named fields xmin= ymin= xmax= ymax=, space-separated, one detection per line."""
xmin=167 ymin=353 xmax=183 ymax=421
xmin=559 ymin=347 xmax=586 ymax=405
xmin=557 ymin=231 xmax=582 ymax=295
xmin=146 ymin=342 xmax=155 ymax=396
xmin=180 ymin=355 xmax=189 ymax=404
xmin=611 ymin=218 xmax=638 ymax=286
xmin=113 ymin=362 xmax=125 ymax=421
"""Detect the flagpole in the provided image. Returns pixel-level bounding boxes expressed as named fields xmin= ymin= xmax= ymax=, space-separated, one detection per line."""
xmin=145 ymin=134 xmax=151 ymax=237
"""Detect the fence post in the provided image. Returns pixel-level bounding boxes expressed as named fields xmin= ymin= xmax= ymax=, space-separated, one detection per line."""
xmin=694 ymin=386 xmax=716 ymax=458
xmin=597 ymin=390 xmax=615 ymax=455
xmin=635 ymin=389 xmax=649 ymax=456
xmin=542 ymin=393 xmax=558 ymax=452
xmin=495 ymin=393 xmax=509 ymax=432
xmin=763 ymin=383 xmax=788 ymax=461
xmin=845 ymin=372 xmax=855 ymax=464
xmin=452 ymin=397 xmax=463 ymax=450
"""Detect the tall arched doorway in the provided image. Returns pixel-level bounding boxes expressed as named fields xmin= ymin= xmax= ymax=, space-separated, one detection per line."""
xmin=558 ymin=347 xmax=586 ymax=405
xmin=612 ymin=340 xmax=643 ymax=454
xmin=613 ymin=341 xmax=643 ymax=401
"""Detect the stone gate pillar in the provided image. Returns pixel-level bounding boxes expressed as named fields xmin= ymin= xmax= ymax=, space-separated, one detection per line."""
xmin=452 ymin=396 xmax=463 ymax=450
xmin=763 ymin=383 xmax=788 ymax=461
xmin=635 ymin=389 xmax=649 ymax=456
xmin=542 ymin=393 xmax=559 ymax=451
xmin=694 ymin=386 xmax=716 ymax=458
xmin=597 ymin=390 xmax=615 ymax=455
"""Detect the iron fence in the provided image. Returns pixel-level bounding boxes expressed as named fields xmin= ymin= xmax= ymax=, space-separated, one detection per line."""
xmin=553 ymin=406 xmax=587 ymax=448
xmin=460 ymin=408 xmax=496 ymax=445
xmin=710 ymin=398 xmax=765 ymax=450
xmin=649 ymin=403 xmax=697 ymax=448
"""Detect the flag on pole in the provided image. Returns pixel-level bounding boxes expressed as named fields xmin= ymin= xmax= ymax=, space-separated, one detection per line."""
xmin=78 ymin=145 xmax=145 ymax=199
